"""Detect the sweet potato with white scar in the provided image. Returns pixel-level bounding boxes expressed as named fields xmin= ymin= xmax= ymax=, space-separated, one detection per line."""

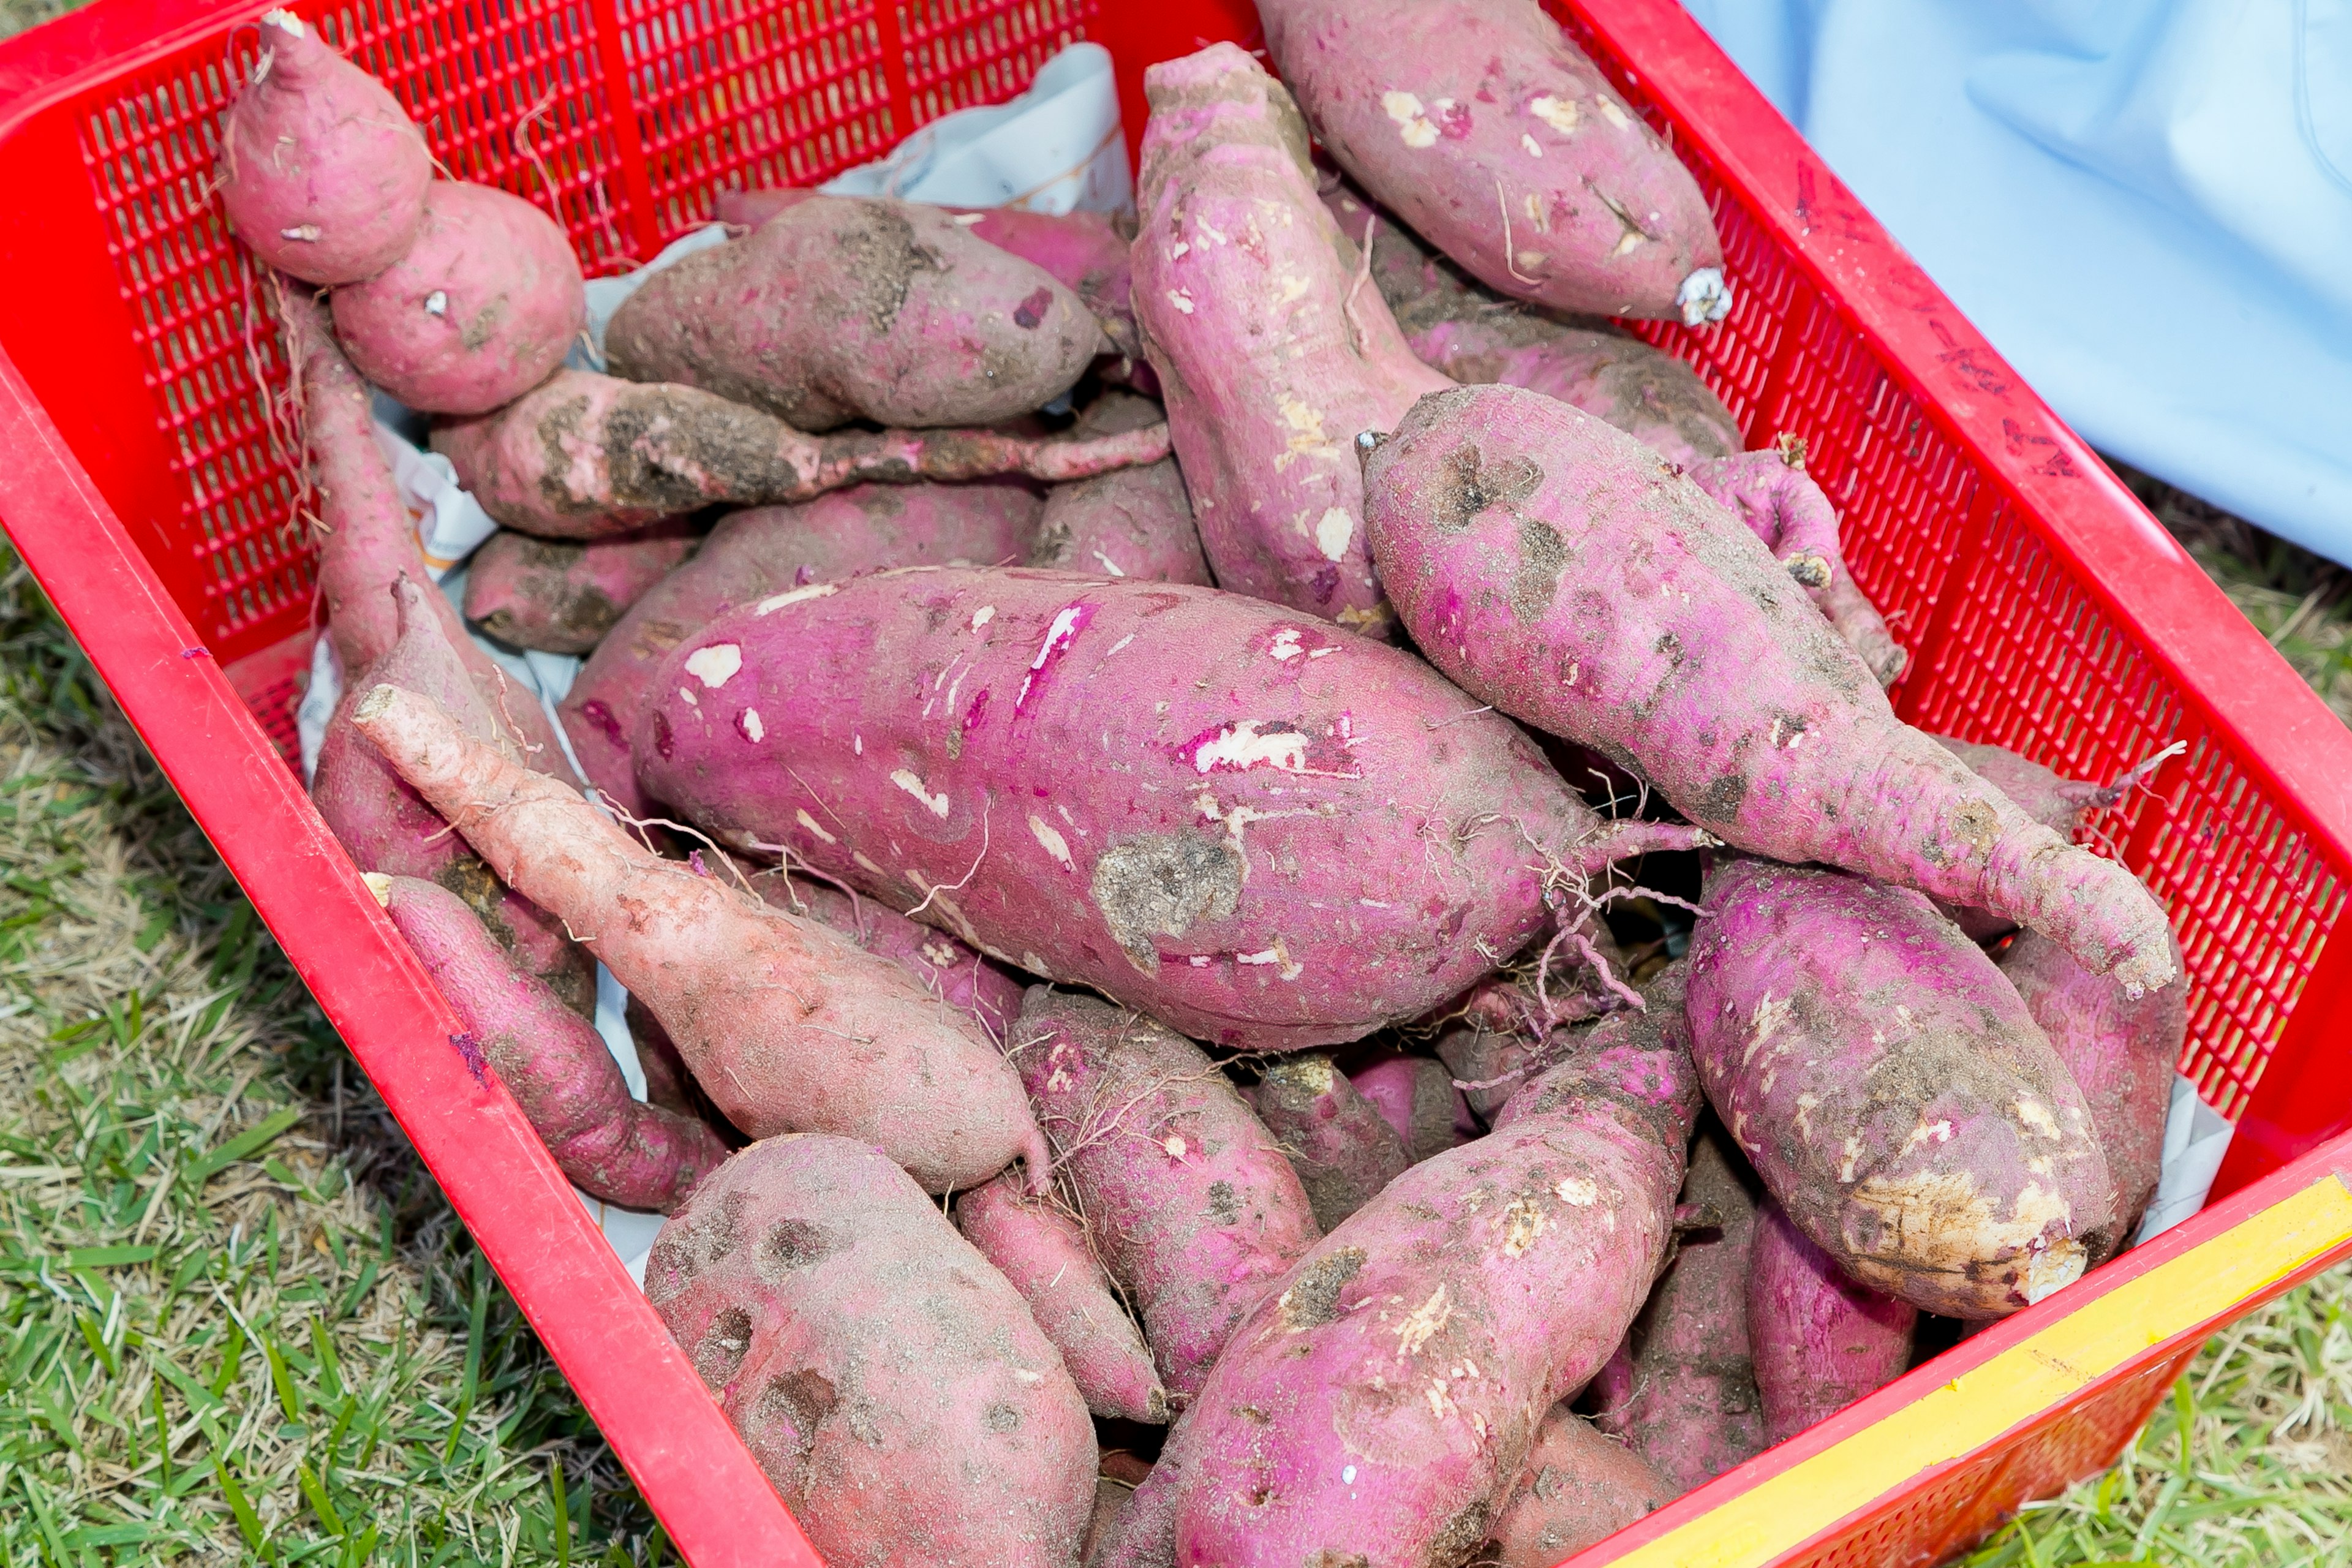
xmin=347 ymin=682 xmax=1048 ymax=1193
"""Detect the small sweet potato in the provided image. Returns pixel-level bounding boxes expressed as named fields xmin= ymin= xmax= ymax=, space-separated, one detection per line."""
xmin=957 ymin=1170 xmax=1169 ymax=1423
xmin=463 ymin=522 xmax=700 ymax=654
xmin=1348 ymin=1050 xmax=1464 ymax=1164
xmin=647 ymin=1134 xmax=1095 ymax=1566
xmin=1249 ymin=1054 xmax=1411 ymax=1230
xmin=374 ymin=874 xmax=726 ymax=1208
xmin=1749 ymin=1195 xmax=1917 ymax=1444
xmin=1488 ymin=1405 xmax=1675 ymax=1568
xmin=1028 ymin=393 xmax=1210 ymax=585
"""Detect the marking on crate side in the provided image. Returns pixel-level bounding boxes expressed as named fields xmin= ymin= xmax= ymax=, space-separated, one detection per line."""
xmin=1594 ymin=1172 xmax=2352 ymax=1568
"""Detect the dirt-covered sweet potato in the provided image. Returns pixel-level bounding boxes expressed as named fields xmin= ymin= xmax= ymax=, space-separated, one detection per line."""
xmin=1027 ymin=392 xmax=1209 ymax=585
xmin=1348 ymin=1050 xmax=1464 ymax=1163
xmin=463 ymin=522 xmax=700 ymax=654
xmin=349 ymin=683 xmax=1048 ymax=1193
xmin=747 ymin=869 xmax=1025 ymax=1044
xmin=1249 ymin=1054 xmax=1411 ymax=1231
xmin=1488 ymin=1404 xmax=1675 ymax=1567
xmin=1360 ymin=383 xmax=2178 ymax=996
xmin=606 ymin=194 xmax=1099 ymax=430
xmin=1749 ymin=1195 xmax=1917 ymax=1443
xmin=1686 ymin=858 xmax=2118 ymax=1317
xmin=1261 ymin=0 xmax=1727 ymax=323
xmin=647 ymin=1134 xmax=1095 ymax=1566
xmin=631 ymin=566 xmax=1693 ymax=1049
xmin=219 ymin=10 xmax=428 ymax=284
xmin=1131 ymin=44 xmax=1452 ymax=632
xmin=957 ymin=1170 xmax=1169 ymax=1423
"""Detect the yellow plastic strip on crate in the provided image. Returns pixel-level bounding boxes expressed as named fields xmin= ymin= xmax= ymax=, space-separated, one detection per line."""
xmin=1605 ymin=1172 xmax=2352 ymax=1568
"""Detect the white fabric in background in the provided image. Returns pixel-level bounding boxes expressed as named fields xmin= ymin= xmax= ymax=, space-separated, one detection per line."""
xmin=1679 ymin=0 xmax=2352 ymax=565
xmin=2136 ymin=1073 xmax=2237 ymax=1243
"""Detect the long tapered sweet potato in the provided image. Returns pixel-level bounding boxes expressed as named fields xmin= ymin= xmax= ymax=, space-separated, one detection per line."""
xmin=1361 ymin=383 xmax=2178 ymax=995
xmin=1261 ymin=0 xmax=1727 ymax=323
xmin=433 ymin=369 xmax=1166 ymax=538
xmin=1249 ymin=1054 xmax=1411 ymax=1231
xmin=1028 ymin=393 xmax=1209 ymax=585
xmin=374 ymin=875 xmax=725 ymax=1208
xmin=1131 ymin=45 xmax=1452 ymax=633
xmin=647 ymin=1135 xmax=1095 ymax=1567
xmin=1010 ymin=987 xmax=1320 ymax=1399
xmin=1686 ymin=858 xmax=2119 ymax=1317
xmin=747 ymin=869 xmax=1026 ymax=1044
xmin=463 ymin=522 xmax=701 ymax=654
xmin=219 ymin=11 xmax=429 ymax=284
xmin=631 ymin=566 xmax=1690 ymax=1049
xmin=1488 ymin=1405 xmax=1674 ymax=1568
xmin=957 ymin=1170 xmax=1170 ymax=1424
xmin=559 ymin=480 xmax=1042 ymax=818
xmin=349 ymin=682 xmax=1048 ymax=1193
xmin=1748 ymin=1195 xmax=1917 ymax=1443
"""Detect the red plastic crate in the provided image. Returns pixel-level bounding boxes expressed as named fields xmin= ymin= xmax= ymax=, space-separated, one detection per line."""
xmin=1 ymin=2 xmax=2348 ymax=1564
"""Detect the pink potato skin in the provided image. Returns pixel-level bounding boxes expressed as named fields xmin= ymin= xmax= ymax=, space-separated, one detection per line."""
xmin=607 ymin=195 xmax=1100 ymax=430
xmin=1248 ymin=1054 xmax=1412 ymax=1231
xmin=1348 ymin=1050 xmax=1465 ymax=1164
xmin=646 ymin=1135 xmax=1095 ymax=1568
xmin=1011 ymin=988 xmax=1320 ymax=1399
xmin=1260 ymin=0 xmax=1723 ymax=322
xmin=1930 ymin=736 xmax=2109 ymax=941
xmin=957 ymin=1171 xmax=1170 ymax=1424
xmin=1158 ymin=974 xmax=1701 ymax=1568
xmin=219 ymin=12 xmax=429 ymax=284
xmin=1488 ymin=1406 xmax=1675 ymax=1568
xmin=331 ymin=181 xmax=587 ymax=415
xmin=1029 ymin=393 xmax=1211 ymax=586
xmin=2003 ymin=929 xmax=2187 ymax=1246
xmin=630 ymin=566 xmax=1626 ymax=1050
xmin=463 ymin=522 xmax=700 ymax=654
xmin=349 ymin=684 xmax=1049 ymax=1194
xmin=378 ymin=875 xmax=726 ymax=1209
xmin=1686 ymin=858 xmax=2119 ymax=1319
xmin=1748 ymin=1196 xmax=1917 ymax=1444
xmin=558 ymin=480 xmax=1041 ymax=818
xmin=747 ymin=869 xmax=1025 ymax=1044
xmin=1131 ymin=45 xmax=1452 ymax=635
xmin=1360 ymin=383 xmax=2178 ymax=995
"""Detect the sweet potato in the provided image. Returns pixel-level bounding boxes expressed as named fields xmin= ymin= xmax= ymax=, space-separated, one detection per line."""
xmin=1131 ymin=44 xmax=1452 ymax=632
xmin=1589 ymin=1124 xmax=1767 ymax=1489
xmin=1156 ymin=968 xmax=1700 ymax=1568
xmin=463 ymin=522 xmax=700 ymax=654
xmin=219 ymin=11 xmax=429 ymax=284
xmin=559 ymin=480 xmax=1041 ymax=817
xmin=2003 ymin=929 xmax=2187 ymax=1245
xmin=1488 ymin=1405 xmax=1674 ymax=1568
xmin=1748 ymin=1195 xmax=1917 ymax=1443
xmin=956 ymin=1170 xmax=1169 ymax=1423
xmin=434 ymin=369 xmax=1157 ymax=538
xmin=311 ymin=576 xmax=593 ymax=1016
xmin=607 ymin=195 xmax=1099 ymax=429
xmin=1348 ymin=1050 xmax=1464 ymax=1163
xmin=331 ymin=181 xmax=586 ymax=415
xmin=646 ymin=1134 xmax=1095 ymax=1567
xmin=1928 ymin=737 xmax=2174 ymax=941
xmin=1260 ymin=0 xmax=1727 ymax=323
xmin=1010 ymin=987 xmax=1320 ymax=1398
xmin=1689 ymin=446 xmax=1907 ymax=687
xmin=1027 ymin=393 xmax=1210 ymax=585
xmin=631 ymin=566 xmax=1690 ymax=1048
xmin=348 ymin=682 xmax=1048 ymax=1193
xmin=1248 ymin=1054 xmax=1411 ymax=1230
xmin=1360 ymin=383 xmax=2179 ymax=995
xmin=747 ymin=869 xmax=1025 ymax=1044
xmin=373 ymin=874 xmax=726 ymax=1208
xmin=1686 ymin=858 xmax=2118 ymax=1317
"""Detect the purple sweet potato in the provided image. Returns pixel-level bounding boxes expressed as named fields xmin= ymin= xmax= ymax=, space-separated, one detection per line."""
xmin=219 ymin=10 xmax=429 ymax=284
xmin=631 ymin=566 xmax=1689 ymax=1049
xmin=433 ymin=369 xmax=1157 ymax=538
xmin=646 ymin=1134 xmax=1095 ymax=1567
xmin=349 ymin=682 xmax=1049 ymax=1193
xmin=2003 ymin=929 xmax=2187 ymax=1245
xmin=1028 ymin=393 xmax=1210 ymax=586
xmin=1260 ymin=0 xmax=1727 ymax=323
xmin=1360 ymin=383 xmax=2179 ymax=995
xmin=1009 ymin=987 xmax=1321 ymax=1399
xmin=1348 ymin=1050 xmax=1464 ymax=1164
xmin=957 ymin=1170 xmax=1170 ymax=1423
xmin=1928 ymin=736 xmax=2168 ymax=941
xmin=1153 ymin=969 xmax=1700 ymax=1568
xmin=1689 ymin=446 xmax=1907 ymax=687
xmin=374 ymin=874 xmax=726 ymax=1208
xmin=463 ymin=522 xmax=701 ymax=654
xmin=331 ymin=181 xmax=586 ymax=415
xmin=1748 ymin=1196 xmax=1917 ymax=1444
xmin=1131 ymin=45 xmax=1453 ymax=633
xmin=1488 ymin=1404 xmax=1675 ymax=1568
xmin=1248 ymin=1054 xmax=1412 ymax=1231
xmin=1589 ymin=1124 xmax=1767 ymax=1489
xmin=558 ymin=480 xmax=1041 ymax=818
xmin=1686 ymin=858 xmax=2119 ymax=1318
xmin=747 ymin=869 xmax=1025 ymax=1044
xmin=607 ymin=194 xmax=1099 ymax=429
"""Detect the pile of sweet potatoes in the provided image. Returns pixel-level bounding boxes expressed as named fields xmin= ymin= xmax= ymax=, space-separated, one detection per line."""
xmin=233 ymin=9 xmax=2196 ymax=1564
